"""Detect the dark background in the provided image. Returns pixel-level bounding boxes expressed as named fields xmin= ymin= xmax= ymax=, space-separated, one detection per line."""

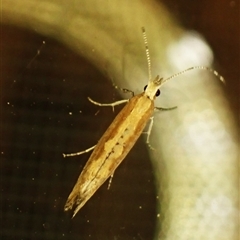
xmin=1 ymin=1 xmax=239 ymax=239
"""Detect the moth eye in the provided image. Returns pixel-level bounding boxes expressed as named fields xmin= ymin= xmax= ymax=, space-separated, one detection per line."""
xmin=144 ymin=85 xmax=147 ymax=91
xmin=156 ymin=89 xmax=160 ymax=97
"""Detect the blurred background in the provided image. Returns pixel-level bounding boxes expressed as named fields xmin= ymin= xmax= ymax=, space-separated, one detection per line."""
xmin=1 ymin=0 xmax=239 ymax=239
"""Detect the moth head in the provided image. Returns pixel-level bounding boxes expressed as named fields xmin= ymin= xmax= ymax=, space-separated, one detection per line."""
xmin=144 ymin=75 xmax=163 ymax=100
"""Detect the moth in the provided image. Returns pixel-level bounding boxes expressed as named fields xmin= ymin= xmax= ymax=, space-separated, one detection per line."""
xmin=63 ymin=27 xmax=224 ymax=217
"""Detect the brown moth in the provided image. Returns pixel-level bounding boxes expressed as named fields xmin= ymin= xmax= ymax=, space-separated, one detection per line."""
xmin=63 ymin=27 xmax=224 ymax=217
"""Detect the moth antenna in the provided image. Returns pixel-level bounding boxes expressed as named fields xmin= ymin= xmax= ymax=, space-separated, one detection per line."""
xmin=141 ymin=27 xmax=152 ymax=81
xmin=161 ymin=66 xmax=225 ymax=86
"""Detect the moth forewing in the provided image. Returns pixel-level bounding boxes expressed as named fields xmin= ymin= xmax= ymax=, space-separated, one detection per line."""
xmin=64 ymin=92 xmax=157 ymax=217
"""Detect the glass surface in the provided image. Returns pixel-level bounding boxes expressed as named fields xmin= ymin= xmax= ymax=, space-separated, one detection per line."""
xmin=1 ymin=0 xmax=239 ymax=239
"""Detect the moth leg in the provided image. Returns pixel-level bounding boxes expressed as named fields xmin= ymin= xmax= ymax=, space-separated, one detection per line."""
xmin=144 ymin=116 xmax=155 ymax=150
xmin=110 ymin=78 xmax=134 ymax=97
xmin=88 ymin=97 xmax=129 ymax=112
xmin=143 ymin=106 xmax=177 ymax=149
xmin=63 ymin=145 xmax=96 ymax=158
xmin=143 ymin=107 xmax=177 ymax=149
xmin=155 ymin=106 xmax=177 ymax=111
xmin=107 ymin=173 xmax=114 ymax=190
xmin=114 ymin=87 xmax=134 ymax=97
xmin=119 ymin=88 xmax=134 ymax=97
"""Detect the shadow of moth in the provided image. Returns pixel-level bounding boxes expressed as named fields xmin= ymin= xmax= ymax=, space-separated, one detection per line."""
xmin=63 ymin=27 xmax=225 ymax=217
